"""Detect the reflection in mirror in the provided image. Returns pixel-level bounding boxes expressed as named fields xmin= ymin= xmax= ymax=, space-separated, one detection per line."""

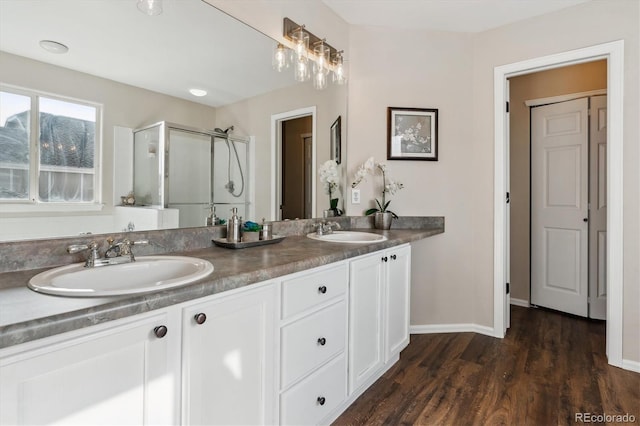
xmin=0 ymin=0 xmax=347 ymax=242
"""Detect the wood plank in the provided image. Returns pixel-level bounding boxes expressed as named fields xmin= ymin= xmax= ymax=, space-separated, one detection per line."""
xmin=333 ymin=306 xmax=639 ymax=426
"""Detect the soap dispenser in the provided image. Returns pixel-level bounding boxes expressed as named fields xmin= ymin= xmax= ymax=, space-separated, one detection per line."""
xmin=227 ymin=207 xmax=242 ymax=242
xmin=205 ymin=204 xmax=219 ymax=226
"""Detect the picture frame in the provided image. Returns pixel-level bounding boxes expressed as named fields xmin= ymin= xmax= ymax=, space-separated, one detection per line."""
xmin=387 ymin=107 xmax=438 ymax=161
xmin=330 ymin=116 xmax=342 ymax=164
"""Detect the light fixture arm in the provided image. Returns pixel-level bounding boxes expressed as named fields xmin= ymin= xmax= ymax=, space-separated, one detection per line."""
xmin=283 ymin=18 xmax=340 ymax=65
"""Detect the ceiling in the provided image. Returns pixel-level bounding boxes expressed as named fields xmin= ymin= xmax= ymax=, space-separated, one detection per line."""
xmin=0 ymin=0 xmax=293 ymax=108
xmin=322 ymin=0 xmax=591 ymax=33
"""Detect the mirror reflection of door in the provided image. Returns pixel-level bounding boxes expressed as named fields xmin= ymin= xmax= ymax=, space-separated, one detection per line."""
xmin=281 ymin=116 xmax=312 ymax=220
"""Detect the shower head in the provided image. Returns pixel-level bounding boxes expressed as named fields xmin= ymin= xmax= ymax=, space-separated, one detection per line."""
xmin=214 ymin=126 xmax=234 ymax=134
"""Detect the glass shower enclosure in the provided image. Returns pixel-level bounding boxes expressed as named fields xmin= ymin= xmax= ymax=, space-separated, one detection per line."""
xmin=133 ymin=122 xmax=249 ymax=228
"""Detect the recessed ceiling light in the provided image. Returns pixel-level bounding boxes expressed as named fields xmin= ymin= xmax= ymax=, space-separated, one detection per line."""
xmin=137 ymin=0 xmax=163 ymax=16
xmin=39 ymin=40 xmax=69 ymax=54
xmin=189 ymin=89 xmax=207 ymax=97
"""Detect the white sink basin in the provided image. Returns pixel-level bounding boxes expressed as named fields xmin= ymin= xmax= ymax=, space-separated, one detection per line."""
xmin=28 ymin=255 xmax=214 ymax=297
xmin=306 ymin=231 xmax=387 ymax=244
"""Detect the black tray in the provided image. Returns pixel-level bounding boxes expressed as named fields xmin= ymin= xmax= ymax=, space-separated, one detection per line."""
xmin=212 ymin=235 xmax=285 ymax=249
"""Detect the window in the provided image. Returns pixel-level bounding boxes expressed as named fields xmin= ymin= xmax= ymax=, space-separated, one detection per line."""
xmin=0 ymin=86 xmax=101 ymax=205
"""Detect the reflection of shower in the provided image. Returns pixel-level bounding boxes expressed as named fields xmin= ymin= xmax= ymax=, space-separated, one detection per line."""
xmin=215 ymin=126 xmax=244 ymax=198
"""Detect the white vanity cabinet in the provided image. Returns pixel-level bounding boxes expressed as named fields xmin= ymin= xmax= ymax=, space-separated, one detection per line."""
xmin=278 ymin=262 xmax=349 ymax=425
xmin=0 ymin=309 xmax=181 ymax=425
xmin=348 ymin=244 xmax=411 ymax=394
xmin=181 ymin=283 xmax=277 ymax=426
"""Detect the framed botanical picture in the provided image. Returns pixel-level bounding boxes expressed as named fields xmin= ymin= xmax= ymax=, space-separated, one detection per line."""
xmin=330 ymin=116 xmax=342 ymax=164
xmin=387 ymin=107 xmax=438 ymax=161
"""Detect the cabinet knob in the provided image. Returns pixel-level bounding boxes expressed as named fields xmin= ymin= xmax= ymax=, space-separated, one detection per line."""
xmin=318 ymin=285 xmax=327 ymax=294
xmin=382 ymin=256 xmax=388 ymax=262
xmin=391 ymin=254 xmax=397 ymax=260
xmin=317 ymin=337 xmax=327 ymax=346
xmin=153 ymin=325 xmax=168 ymax=338
xmin=194 ymin=313 xmax=207 ymax=325
xmin=317 ymin=396 xmax=326 ymax=406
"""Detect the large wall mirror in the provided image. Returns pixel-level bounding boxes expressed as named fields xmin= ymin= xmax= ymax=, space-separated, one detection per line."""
xmin=0 ymin=0 xmax=347 ymax=242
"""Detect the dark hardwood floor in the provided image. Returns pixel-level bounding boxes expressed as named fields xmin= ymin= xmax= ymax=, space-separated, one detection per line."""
xmin=334 ymin=306 xmax=639 ymax=426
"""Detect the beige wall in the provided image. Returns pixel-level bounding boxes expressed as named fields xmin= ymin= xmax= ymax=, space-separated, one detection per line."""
xmin=509 ymin=61 xmax=607 ymax=302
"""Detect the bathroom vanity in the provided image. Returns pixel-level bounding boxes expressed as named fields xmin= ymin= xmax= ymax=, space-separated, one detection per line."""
xmin=0 ymin=218 xmax=443 ymax=425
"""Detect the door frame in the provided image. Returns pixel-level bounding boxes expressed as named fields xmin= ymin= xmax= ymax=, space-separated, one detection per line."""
xmin=493 ymin=40 xmax=624 ymax=367
xmin=270 ymin=107 xmax=317 ymax=220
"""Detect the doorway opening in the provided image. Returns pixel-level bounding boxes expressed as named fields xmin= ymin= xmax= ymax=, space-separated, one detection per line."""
xmin=493 ymin=40 xmax=624 ymax=368
xmin=508 ymin=60 xmax=607 ymax=320
xmin=270 ymin=107 xmax=317 ymax=220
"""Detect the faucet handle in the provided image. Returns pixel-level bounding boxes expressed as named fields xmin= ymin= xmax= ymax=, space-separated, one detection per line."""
xmin=67 ymin=241 xmax=98 ymax=254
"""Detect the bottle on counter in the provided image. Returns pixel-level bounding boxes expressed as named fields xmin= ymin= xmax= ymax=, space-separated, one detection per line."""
xmin=227 ymin=207 xmax=242 ymax=242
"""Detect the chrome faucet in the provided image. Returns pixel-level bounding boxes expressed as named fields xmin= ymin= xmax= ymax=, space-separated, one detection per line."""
xmin=315 ymin=220 xmax=341 ymax=236
xmin=67 ymin=237 xmax=149 ymax=268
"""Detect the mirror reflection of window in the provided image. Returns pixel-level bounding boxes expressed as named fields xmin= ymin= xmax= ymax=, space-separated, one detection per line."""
xmin=0 ymin=87 xmax=100 ymax=204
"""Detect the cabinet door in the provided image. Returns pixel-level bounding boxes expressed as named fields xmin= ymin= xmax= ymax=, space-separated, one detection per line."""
xmin=348 ymin=252 xmax=384 ymax=394
xmin=182 ymin=284 xmax=276 ymax=425
xmin=385 ymin=245 xmax=411 ymax=362
xmin=0 ymin=311 xmax=178 ymax=425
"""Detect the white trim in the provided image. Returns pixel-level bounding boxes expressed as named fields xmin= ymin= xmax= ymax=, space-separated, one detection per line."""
xmin=621 ymin=359 xmax=640 ymax=374
xmin=410 ymin=323 xmax=495 ymax=337
xmin=524 ymin=89 xmax=607 ymax=107
xmin=510 ymin=298 xmax=530 ymax=308
xmin=270 ymin=107 xmax=317 ymax=221
xmin=0 ymin=203 xmax=104 ymax=213
xmin=494 ymin=40 xmax=625 ymax=368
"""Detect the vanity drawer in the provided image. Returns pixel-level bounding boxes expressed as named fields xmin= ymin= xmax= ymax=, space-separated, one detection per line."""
xmin=280 ymin=300 xmax=346 ymax=389
xmin=280 ymin=353 xmax=347 ymax=426
xmin=281 ymin=263 xmax=348 ymax=319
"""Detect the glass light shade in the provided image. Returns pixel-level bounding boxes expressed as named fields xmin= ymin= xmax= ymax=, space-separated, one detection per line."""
xmin=137 ymin=0 xmax=162 ymax=16
xmin=333 ymin=53 xmax=347 ymax=84
xmin=313 ymin=43 xmax=330 ymax=75
xmin=313 ymin=69 xmax=328 ymax=90
xmin=291 ymin=28 xmax=309 ymax=60
xmin=272 ymin=43 xmax=289 ymax=72
xmin=294 ymin=56 xmax=310 ymax=82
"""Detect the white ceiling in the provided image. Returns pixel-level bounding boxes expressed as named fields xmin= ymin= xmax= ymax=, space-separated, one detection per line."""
xmin=322 ymin=0 xmax=591 ymax=33
xmin=0 ymin=0 xmax=293 ymax=108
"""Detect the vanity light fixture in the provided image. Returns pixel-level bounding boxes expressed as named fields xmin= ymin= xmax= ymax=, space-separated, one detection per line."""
xmin=274 ymin=18 xmax=347 ymax=89
xmin=39 ymin=40 xmax=69 ymax=54
xmin=137 ymin=0 xmax=163 ymax=16
xmin=189 ymin=88 xmax=207 ymax=97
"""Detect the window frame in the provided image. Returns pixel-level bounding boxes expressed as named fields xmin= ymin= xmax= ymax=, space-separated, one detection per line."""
xmin=0 ymin=84 xmax=103 ymax=212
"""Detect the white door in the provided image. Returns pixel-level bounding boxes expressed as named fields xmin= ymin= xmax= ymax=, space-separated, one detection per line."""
xmin=348 ymin=252 xmax=384 ymax=394
xmin=589 ymin=95 xmax=607 ymax=320
xmin=181 ymin=285 xmax=276 ymax=426
xmin=0 ymin=311 xmax=178 ymax=425
xmin=384 ymin=245 xmax=411 ymax=362
xmin=531 ymin=98 xmax=589 ymax=317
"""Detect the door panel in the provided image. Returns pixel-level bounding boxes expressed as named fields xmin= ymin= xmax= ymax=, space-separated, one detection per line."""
xmin=589 ymin=95 xmax=607 ymax=319
xmin=531 ymin=98 xmax=588 ymax=317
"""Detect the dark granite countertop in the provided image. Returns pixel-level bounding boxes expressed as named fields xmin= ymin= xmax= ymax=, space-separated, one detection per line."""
xmin=0 ymin=219 xmax=444 ymax=349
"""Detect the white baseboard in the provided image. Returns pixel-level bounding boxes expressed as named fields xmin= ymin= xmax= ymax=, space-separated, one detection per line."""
xmin=510 ymin=298 xmax=530 ymax=307
xmin=621 ymin=358 xmax=640 ymax=373
xmin=410 ymin=323 xmax=495 ymax=337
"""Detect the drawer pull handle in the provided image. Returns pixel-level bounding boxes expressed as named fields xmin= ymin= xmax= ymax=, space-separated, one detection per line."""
xmin=317 ymin=396 xmax=326 ymax=406
xmin=153 ymin=325 xmax=168 ymax=338
xmin=382 ymin=256 xmax=388 ymax=262
xmin=317 ymin=337 xmax=327 ymax=346
xmin=194 ymin=313 xmax=207 ymax=325
xmin=318 ymin=285 xmax=327 ymax=294
xmin=391 ymin=254 xmax=397 ymax=260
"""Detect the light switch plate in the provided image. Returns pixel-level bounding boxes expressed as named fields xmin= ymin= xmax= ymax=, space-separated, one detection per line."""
xmin=351 ymin=189 xmax=361 ymax=204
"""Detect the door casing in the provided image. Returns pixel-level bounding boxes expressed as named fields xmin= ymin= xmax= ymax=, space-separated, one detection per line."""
xmin=493 ymin=40 xmax=624 ymax=368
